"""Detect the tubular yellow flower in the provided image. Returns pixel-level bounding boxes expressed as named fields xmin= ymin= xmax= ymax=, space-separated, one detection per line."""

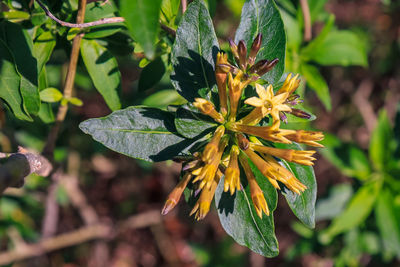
xmin=190 ymin=170 xmax=222 ymax=220
xmin=241 ymin=84 xmax=291 ymax=126
xmin=285 ymin=130 xmax=324 ymax=147
xmin=202 ymin=126 xmax=225 ymax=163
xmin=277 ymin=73 xmax=301 ymax=95
xmin=230 ymin=123 xmax=295 ymax=144
xmin=216 ymin=52 xmax=229 ymax=115
xmin=162 ymin=173 xmax=192 ymax=215
xmin=250 ymin=143 xmax=316 ymax=166
xmin=194 ymin=137 xmax=228 ymax=190
xmin=193 ymin=98 xmax=225 ymax=123
xmin=261 ymin=155 xmax=307 ymax=194
xmin=224 ymin=145 xmax=241 ymax=195
xmin=228 ymin=72 xmax=251 ymax=121
xmin=238 ymin=153 xmax=269 ymax=218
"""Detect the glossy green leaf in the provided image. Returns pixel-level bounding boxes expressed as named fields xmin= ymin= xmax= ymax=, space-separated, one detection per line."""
xmin=120 ymin=0 xmax=162 ymax=59
xmin=33 ymin=31 xmax=56 ymax=72
xmin=215 ymin=156 xmax=278 ymax=257
xmin=320 ymin=179 xmax=382 ymax=243
xmin=84 ymin=1 xmax=124 ymax=39
xmin=375 ymin=188 xmax=400 ymax=259
xmin=40 ymin=88 xmax=63 ymax=103
xmin=276 ymin=143 xmax=317 ymax=228
xmin=80 ymin=39 xmax=121 ymax=111
xmin=235 ymin=0 xmax=286 ymax=84
xmin=0 ymin=39 xmax=31 ymax=121
xmin=138 ymin=57 xmax=166 ymax=91
xmin=142 ymin=89 xmax=187 ymax=109
xmin=300 ymin=63 xmax=331 ymax=110
xmin=171 ymin=0 xmax=219 ymax=102
xmin=175 ymin=105 xmax=217 ymax=138
xmin=369 ymin=110 xmax=394 ymax=171
xmin=37 ymin=68 xmax=55 ymax=124
xmin=79 ymin=106 xmax=193 ymax=162
xmin=0 ymin=21 xmax=40 ymax=115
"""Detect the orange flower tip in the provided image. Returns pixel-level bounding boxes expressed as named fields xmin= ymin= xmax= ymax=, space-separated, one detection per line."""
xmin=161 ymin=199 xmax=177 ymax=215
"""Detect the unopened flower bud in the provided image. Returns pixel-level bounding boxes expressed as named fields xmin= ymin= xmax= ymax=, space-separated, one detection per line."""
xmin=238 ymin=40 xmax=247 ymax=70
xmin=248 ymin=33 xmax=262 ymax=65
xmin=286 ymin=94 xmax=303 ymax=106
xmin=248 ymin=59 xmax=268 ymax=74
xmin=228 ymin=38 xmax=239 ymax=62
xmin=256 ymin=58 xmax=279 ymax=76
xmin=290 ymin=108 xmax=311 ymax=119
xmin=236 ymin=133 xmax=250 ymax=150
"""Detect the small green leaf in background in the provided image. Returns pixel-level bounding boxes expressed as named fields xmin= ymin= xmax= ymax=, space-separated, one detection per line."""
xmin=171 ymin=0 xmax=219 ymax=102
xmin=68 ymin=97 xmax=83 ymax=107
xmin=375 ymin=188 xmax=400 ymax=259
xmin=160 ymin=0 xmax=180 ymax=26
xmin=33 ymin=31 xmax=56 ymax=72
xmin=120 ymin=0 xmax=162 ymax=59
xmin=315 ymin=183 xmax=353 ymax=221
xmin=81 ymin=39 xmax=121 ymax=111
xmin=0 ymin=39 xmax=31 ymax=121
xmin=320 ymin=179 xmax=382 ymax=244
xmin=138 ymin=57 xmax=166 ymax=91
xmin=306 ymin=30 xmax=368 ymax=67
xmin=277 ymin=143 xmax=317 ymax=228
xmin=40 ymin=88 xmax=63 ymax=103
xmin=0 ymin=21 xmax=40 ymax=115
xmin=215 ymin=157 xmax=279 ymax=257
xmin=79 ymin=107 xmax=193 ymax=162
xmin=235 ymin=0 xmax=286 ymax=84
xmin=300 ymin=63 xmax=331 ymax=110
xmin=38 ymin=68 xmax=55 ymax=123
xmin=142 ymin=89 xmax=187 ymax=109
xmin=174 ymin=105 xmax=217 ymax=139
xmin=369 ymin=110 xmax=394 ymax=171
xmin=84 ymin=1 xmax=124 ymax=39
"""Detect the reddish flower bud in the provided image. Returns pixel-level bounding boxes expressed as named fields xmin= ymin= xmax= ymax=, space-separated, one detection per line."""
xmin=248 ymin=33 xmax=262 ymax=65
xmin=238 ymin=40 xmax=247 ymax=70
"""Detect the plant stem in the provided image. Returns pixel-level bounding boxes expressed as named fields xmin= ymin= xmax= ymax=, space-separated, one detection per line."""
xmin=300 ymin=0 xmax=312 ymax=41
xmin=43 ymin=0 xmax=87 ymax=157
xmin=182 ymin=0 xmax=187 ymax=13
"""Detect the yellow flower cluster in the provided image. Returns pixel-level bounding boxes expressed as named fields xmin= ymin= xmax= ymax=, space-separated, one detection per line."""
xmin=162 ymin=34 xmax=324 ymax=220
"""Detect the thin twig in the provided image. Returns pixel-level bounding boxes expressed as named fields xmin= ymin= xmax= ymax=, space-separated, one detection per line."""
xmin=160 ymin=22 xmax=176 ymax=37
xmin=300 ymin=0 xmax=312 ymax=41
xmin=353 ymin=80 xmax=377 ymax=133
xmin=181 ymin=0 xmax=187 ymax=13
xmin=43 ymin=0 xmax=87 ymax=157
xmin=35 ymin=0 xmax=124 ymax=28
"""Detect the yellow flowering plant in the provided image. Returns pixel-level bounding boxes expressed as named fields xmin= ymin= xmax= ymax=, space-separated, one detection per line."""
xmin=80 ymin=0 xmax=324 ymax=257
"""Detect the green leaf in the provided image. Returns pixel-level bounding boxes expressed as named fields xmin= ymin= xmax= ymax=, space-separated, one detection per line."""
xmin=80 ymin=39 xmax=121 ymax=111
xmin=84 ymin=1 xmax=124 ymax=39
xmin=37 ymin=68 xmax=55 ymax=123
xmin=215 ymin=156 xmax=279 ymax=257
xmin=0 ymin=21 xmax=40 ymax=115
xmin=171 ymin=0 xmax=219 ymax=102
xmin=320 ymin=179 xmax=382 ymax=243
xmin=39 ymin=88 xmax=63 ymax=103
xmin=0 ymin=39 xmax=31 ymax=121
xmin=33 ymin=31 xmax=56 ymax=72
xmin=120 ymin=0 xmax=162 ymax=59
xmin=235 ymin=0 xmax=286 ymax=84
xmin=300 ymin=15 xmax=335 ymax=57
xmin=142 ymin=89 xmax=187 ymax=109
xmin=138 ymin=57 xmax=166 ymax=91
xmin=276 ymin=143 xmax=317 ymax=228
xmin=175 ymin=105 xmax=217 ymax=138
xmin=320 ymin=134 xmax=371 ymax=180
xmin=315 ymin=183 xmax=353 ymax=221
xmin=300 ymin=63 xmax=331 ymax=110
xmin=304 ymin=30 xmax=368 ymax=67
xmin=160 ymin=0 xmax=180 ymax=26
xmin=369 ymin=110 xmax=394 ymax=171
xmin=375 ymin=188 xmax=400 ymax=259
xmin=68 ymin=97 xmax=83 ymax=106
xmin=79 ymin=106 xmax=193 ymax=162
